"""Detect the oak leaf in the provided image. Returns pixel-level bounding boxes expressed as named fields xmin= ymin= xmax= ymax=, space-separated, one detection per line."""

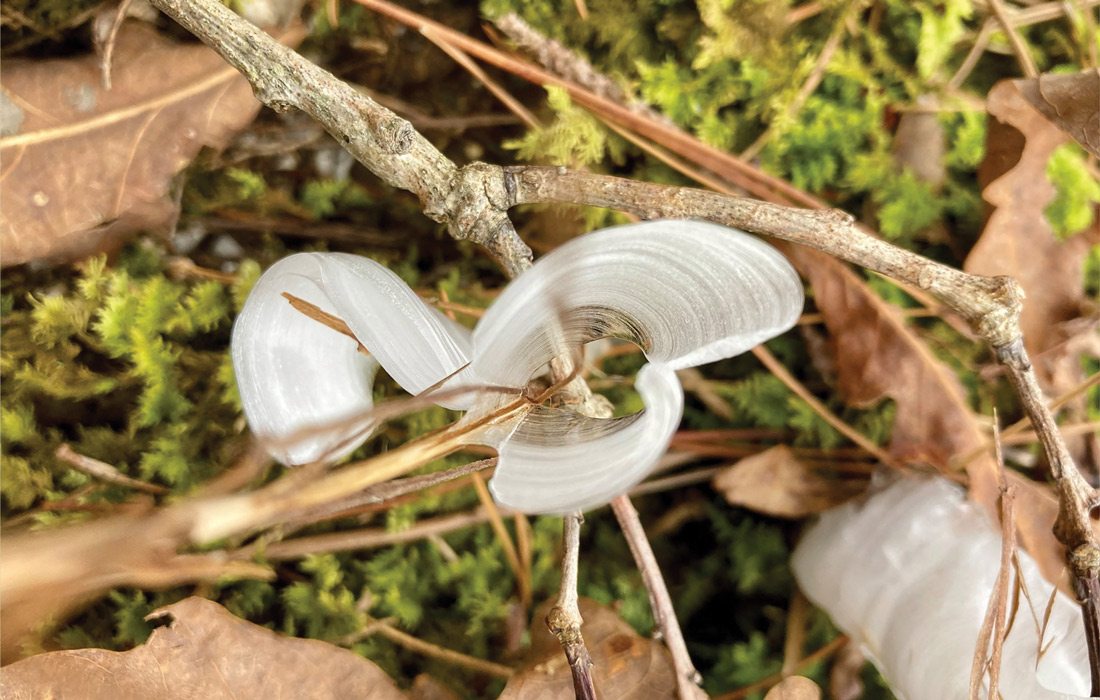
xmin=1015 ymin=69 xmax=1100 ymax=158
xmin=0 ymin=23 xmax=265 ymax=266
xmin=966 ymin=79 xmax=1095 ymax=387
xmin=0 ymin=597 xmax=406 ymax=699
xmin=499 ymin=598 xmax=677 ymax=699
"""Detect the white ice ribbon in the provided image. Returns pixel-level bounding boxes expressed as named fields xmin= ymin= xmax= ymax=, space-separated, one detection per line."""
xmin=232 ymin=220 xmax=803 ymax=513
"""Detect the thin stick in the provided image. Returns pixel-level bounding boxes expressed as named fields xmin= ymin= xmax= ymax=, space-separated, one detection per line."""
xmin=55 ymin=444 xmax=169 ymax=495
xmin=369 ymin=621 xmax=514 ymax=678
xmin=751 ymin=346 xmax=898 ymax=468
xmin=547 ymin=513 xmax=597 ymax=700
xmin=969 ymin=418 xmax=1015 ymax=699
xmin=987 ymin=0 xmax=1039 ymax=78
xmin=610 ymin=494 xmax=705 ymax=699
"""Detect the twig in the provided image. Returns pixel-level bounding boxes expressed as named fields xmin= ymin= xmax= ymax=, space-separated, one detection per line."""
xmin=546 ymin=514 xmax=597 ymax=700
xmin=987 ymin=0 xmax=1039 ymax=78
xmin=55 ymin=444 xmax=169 ymax=495
xmin=610 ymin=495 xmax=705 ymax=699
xmin=364 ymin=620 xmax=515 ymax=678
xmin=969 ymin=418 xmax=1015 ymax=699
xmin=150 ymin=0 xmax=532 ymax=277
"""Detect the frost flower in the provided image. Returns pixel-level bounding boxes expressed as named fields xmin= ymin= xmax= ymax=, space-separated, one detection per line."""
xmin=232 ymin=220 xmax=803 ymax=514
xmin=792 ymin=477 xmax=1090 ymax=699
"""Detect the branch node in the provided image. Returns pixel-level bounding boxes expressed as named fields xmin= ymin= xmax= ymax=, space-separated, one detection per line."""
xmin=365 ymin=112 xmax=415 ymax=155
xmin=1072 ymin=544 xmax=1100 ymax=581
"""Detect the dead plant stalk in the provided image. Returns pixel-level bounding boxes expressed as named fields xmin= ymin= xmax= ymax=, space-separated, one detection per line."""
xmin=148 ymin=0 xmax=1100 ymax=690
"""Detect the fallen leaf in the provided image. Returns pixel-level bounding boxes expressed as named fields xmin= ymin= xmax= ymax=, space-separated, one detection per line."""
xmin=764 ymin=675 xmax=822 ymax=700
xmin=712 ymin=445 xmax=864 ymax=518
xmin=966 ymin=78 xmax=1096 ymax=476
xmin=499 ymin=598 xmax=677 ymax=699
xmin=1015 ymin=69 xmax=1100 ymax=158
xmin=0 ymin=23 xmax=276 ymax=266
xmin=967 ymin=79 xmax=1092 ymax=373
xmin=0 ymin=597 xmax=406 ymax=699
xmin=789 ymin=247 xmax=1068 ymax=588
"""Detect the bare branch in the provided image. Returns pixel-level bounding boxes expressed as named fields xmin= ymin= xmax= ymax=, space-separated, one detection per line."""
xmin=149 ymin=0 xmax=532 ymax=276
xmin=547 ymin=513 xmax=598 ymax=700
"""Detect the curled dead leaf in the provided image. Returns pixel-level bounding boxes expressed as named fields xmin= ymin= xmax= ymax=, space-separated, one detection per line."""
xmin=499 ymin=598 xmax=678 ymax=699
xmin=763 ymin=675 xmax=822 ymax=700
xmin=0 ymin=597 xmax=406 ymax=699
xmin=1015 ymin=69 xmax=1100 ymax=158
xmin=0 ymin=22 xmax=300 ymax=266
xmin=712 ymin=445 xmax=864 ymax=519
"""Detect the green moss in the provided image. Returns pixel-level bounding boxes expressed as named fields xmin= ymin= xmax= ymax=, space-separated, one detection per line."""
xmin=1046 ymin=144 xmax=1100 ymax=238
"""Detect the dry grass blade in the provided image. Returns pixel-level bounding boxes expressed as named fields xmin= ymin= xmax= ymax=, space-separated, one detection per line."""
xmin=969 ymin=421 xmax=1016 ymax=699
xmin=282 ymin=292 xmax=369 ymax=353
xmin=471 ymin=471 xmax=532 ymax=606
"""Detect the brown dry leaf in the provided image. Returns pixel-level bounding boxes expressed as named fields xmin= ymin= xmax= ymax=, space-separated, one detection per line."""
xmin=1016 ymin=69 xmax=1100 ymax=157
xmin=789 ymin=246 xmax=1068 ymax=587
xmin=499 ymin=598 xmax=677 ymax=699
xmin=966 ymin=78 xmax=1096 ymax=476
xmin=763 ymin=676 xmax=822 ymax=700
xmin=0 ymin=23 xmax=269 ymax=266
xmin=0 ymin=597 xmax=406 ymax=699
xmin=712 ymin=445 xmax=864 ymax=518
xmin=967 ymin=78 xmax=1093 ymax=379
